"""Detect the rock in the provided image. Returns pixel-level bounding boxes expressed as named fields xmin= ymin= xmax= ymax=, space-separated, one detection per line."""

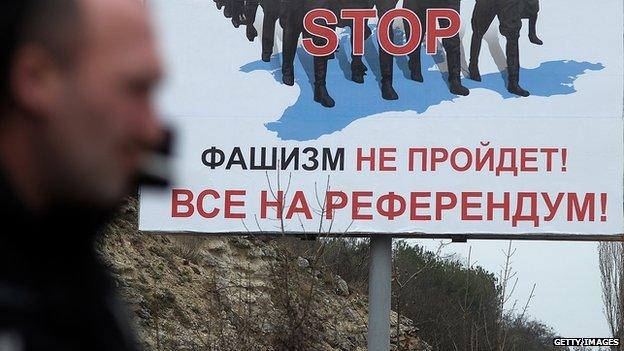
xmin=297 ymin=257 xmax=310 ymax=269
xmin=230 ymin=237 xmax=252 ymax=249
xmin=248 ymin=246 xmax=265 ymax=258
xmin=344 ymin=307 xmax=359 ymax=321
xmin=206 ymin=239 xmax=227 ymax=252
xmin=335 ymin=275 xmax=349 ymax=296
xmin=201 ymin=255 xmax=218 ymax=267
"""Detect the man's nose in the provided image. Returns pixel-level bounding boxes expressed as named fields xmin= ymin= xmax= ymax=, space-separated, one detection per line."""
xmin=135 ymin=105 xmax=166 ymax=150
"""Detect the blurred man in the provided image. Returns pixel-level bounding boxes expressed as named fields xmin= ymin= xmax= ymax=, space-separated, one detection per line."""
xmin=0 ymin=0 xmax=164 ymax=350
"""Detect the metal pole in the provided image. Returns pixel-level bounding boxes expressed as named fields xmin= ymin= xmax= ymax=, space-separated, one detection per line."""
xmin=368 ymin=236 xmax=392 ymax=351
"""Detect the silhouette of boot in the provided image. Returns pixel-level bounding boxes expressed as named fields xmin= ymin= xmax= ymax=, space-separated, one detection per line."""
xmin=246 ymin=26 xmax=258 ymax=42
xmin=380 ymin=61 xmax=398 ymax=100
xmin=506 ymin=39 xmax=530 ymax=97
xmin=468 ymin=33 xmax=484 ymax=81
xmin=409 ymin=52 xmax=423 ymax=82
xmin=313 ymin=57 xmax=335 ymax=107
xmin=351 ymin=56 xmax=367 ymax=84
xmin=282 ymin=65 xmax=294 ymax=86
xmin=447 ymin=51 xmax=469 ymax=96
xmin=528 ymin=15 xmax=543 ymax=45
xmin=244 ymin=2 xmax=258 ymax=41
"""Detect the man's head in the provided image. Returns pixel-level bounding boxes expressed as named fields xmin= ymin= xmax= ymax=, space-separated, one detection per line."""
xmin=0 ymin=0 xmax=163 ymax=208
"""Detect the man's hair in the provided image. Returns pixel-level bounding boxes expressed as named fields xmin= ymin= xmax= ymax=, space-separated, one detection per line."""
xmin=0 ymin=0 xmax=82 ymax=109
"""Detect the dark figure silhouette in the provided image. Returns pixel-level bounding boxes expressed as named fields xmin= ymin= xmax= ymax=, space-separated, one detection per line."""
xmin=241 ymin=0 xmax=260 ymax=41
xmin=336 ymin=0 xmax=374 ymax=84
xmin=214 ymin=0 xmax=258 ymax=41
xmin=469 ymin=0 xmax=531 ymax=97
xmin=403 ymin=0 xmax=469 ymax=96
xmin=520 ymin=0 xmax=542 ymax=45
xmin=375 ymin=0 xmax=401 ymax=100
xmin=257 ymin=0 xmax=282 ymax=61
xmin=281 ymin=0 xmax=337 ymax=107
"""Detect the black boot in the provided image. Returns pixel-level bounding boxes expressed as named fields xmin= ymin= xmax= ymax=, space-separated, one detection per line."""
xmin=244 ymin=2 xmax=258 ymax=41
xmin=403 ymin=19 xmax=423 ymax=82
xmin=246 ymin=25 xmax=258 ymax=42
xmin=528 ymin=15 xmax=543 ymax=45
xmin=381 ymin=78 xmax=398 ymax=100
xmin=446 ymin=50 xmax=469 ymax=96
xmin=313 ymin=57 xmax=335 ymax=108
xmin=506 ymin=39 xmax=530 ymax=97
xmin=282 ymin=65 xmax=294 ymax=86
xmin=281 ymin=26 xmax=299 ymax=85
xmin=409 ymin=49 xmax=424 ymax=82
xmin=468 ymin=32 xmax=484 ymax=81
xmin=351 ymin=56 xmax=367 ymax=84
xmin=380 ymin=51 xmax=398 ymax=100
xmin=262 ymin=48 xmax=272 ymax=62
xmin=261 ymin=13 xmax=279 ymax=62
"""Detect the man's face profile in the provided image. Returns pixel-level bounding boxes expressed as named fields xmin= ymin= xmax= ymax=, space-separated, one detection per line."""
xmin=10 ymin=0 xmax=163 ymax=207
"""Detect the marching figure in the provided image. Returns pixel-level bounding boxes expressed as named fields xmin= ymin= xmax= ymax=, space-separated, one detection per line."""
xmin=258 ymin=0 xmax=282 ymax=61
xmin=403 ymin=0 xmax=470 ymax=96
xmin=469 ymin=0 xmax=531 ymax=97
xmin=337 ymin=0 xmax=375 ymax=84
xmin=281 ymin=0 xmax=337 ymax=107
xmin=375 ymin=0 xmax=401 ymax=100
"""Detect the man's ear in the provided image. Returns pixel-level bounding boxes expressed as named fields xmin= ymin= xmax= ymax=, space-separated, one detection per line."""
xmin=10 ymin=44 xmax=64 ymax=118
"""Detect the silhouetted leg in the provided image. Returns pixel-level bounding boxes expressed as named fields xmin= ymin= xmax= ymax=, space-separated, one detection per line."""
xmin=404 ymin=5 xmax=425 ymax=82
xmin=313 ymin=56 xmax=336 ymax=107
xmin=505 ymin=38 xmax=529 ymax=96
xmin=444 ymin=35 xmax=469 ymax=96
xmin=261 ymin=11 xmax=279 ymax=61
xmin=377 ymin=0 xmax=400 ymax=100
xmin=350 ymin=21 xmax=370 ymax=84
xmin=244 ymin=1 xmax=259 ymax=41
xmin=282 ymin=26 xmax=301 ymax=86
xmin=469 ymin=0 xmax=496 ymax=81
xmin=499 ymin=0 xmax=529 ymax=96
xmin=528 ymin=14 xmax=543 ymax=45
xmin=231 ymin=0 xmax=245 ymax=27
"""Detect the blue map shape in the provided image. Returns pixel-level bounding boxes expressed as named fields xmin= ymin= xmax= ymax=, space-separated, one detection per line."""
xmin=241 ymin=31 xmax=604 ymax=142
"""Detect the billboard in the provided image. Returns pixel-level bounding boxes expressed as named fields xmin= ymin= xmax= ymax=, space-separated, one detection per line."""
xmin=139 ymin=0 xmax=624 ymax=237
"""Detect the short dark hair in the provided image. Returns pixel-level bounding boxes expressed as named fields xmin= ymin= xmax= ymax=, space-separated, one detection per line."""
xmin=0 ymin=0 xmax=82 ymax=109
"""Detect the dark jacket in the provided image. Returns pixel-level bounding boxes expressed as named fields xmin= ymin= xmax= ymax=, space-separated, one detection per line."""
xmin=0 ymin=175 xmax=138 ymax=351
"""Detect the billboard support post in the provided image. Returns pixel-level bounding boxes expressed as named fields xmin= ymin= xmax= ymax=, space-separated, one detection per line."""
xmin=368 ymin=236 xmax=392 ymax=351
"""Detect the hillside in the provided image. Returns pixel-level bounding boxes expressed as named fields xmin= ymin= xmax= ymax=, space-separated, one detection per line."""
xmin=97 ymin=200 xmax=431 ymax=351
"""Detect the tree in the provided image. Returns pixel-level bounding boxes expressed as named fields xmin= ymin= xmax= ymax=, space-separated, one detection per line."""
xmin=598 ymin=242 xmax=624 ymax=342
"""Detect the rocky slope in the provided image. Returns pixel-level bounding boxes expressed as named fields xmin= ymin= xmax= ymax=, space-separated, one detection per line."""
xmin=97 ymin=200 xmax=430 ymax=351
